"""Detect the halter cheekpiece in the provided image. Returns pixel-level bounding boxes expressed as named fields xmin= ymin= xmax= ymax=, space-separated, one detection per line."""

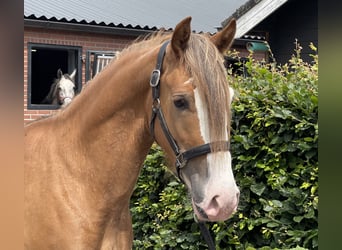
xmin=149 ymin=40 xmax=230 ymax=182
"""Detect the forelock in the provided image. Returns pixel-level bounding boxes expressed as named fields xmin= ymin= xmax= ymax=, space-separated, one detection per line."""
xmin=183 ymin=34 xmax=231 ymax=148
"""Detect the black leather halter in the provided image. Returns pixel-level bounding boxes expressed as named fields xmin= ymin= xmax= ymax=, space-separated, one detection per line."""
xmin=149 ymin=40 xmax=230 ymax=182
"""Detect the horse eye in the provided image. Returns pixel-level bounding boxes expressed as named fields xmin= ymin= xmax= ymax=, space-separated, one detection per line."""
xmin=173 ymin=98 xmax=189 ymax=110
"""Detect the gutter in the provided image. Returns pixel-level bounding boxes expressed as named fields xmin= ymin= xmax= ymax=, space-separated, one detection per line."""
xmin=24 ymin=18 xmax=266 ymax=48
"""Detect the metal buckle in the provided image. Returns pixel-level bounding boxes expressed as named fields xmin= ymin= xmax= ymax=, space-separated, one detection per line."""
xmin=176 ymin=153 xmax=186 ymax=169
xmin=152 ymin=98 xmax=161 ymax=112
xmin=150 ymin=69 xmax=161 ymax=87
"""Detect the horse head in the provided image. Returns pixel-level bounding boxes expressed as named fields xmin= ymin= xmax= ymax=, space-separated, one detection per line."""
xmin=55 ymin=68 xmax=77 ymax=107
xmin=152 ymin=17 xmax=239 ymax=222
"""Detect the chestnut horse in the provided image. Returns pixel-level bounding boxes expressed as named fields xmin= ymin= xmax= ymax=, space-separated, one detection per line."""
xmin=25 ymin=17 xmax=239 ymax=249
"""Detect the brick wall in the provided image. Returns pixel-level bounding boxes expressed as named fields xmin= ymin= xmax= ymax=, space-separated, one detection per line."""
xmin=24 ymin=26 xmax=136 ymax=125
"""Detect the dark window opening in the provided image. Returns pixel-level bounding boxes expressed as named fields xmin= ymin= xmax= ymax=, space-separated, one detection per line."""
xmin=27 ymin=43 xmax=82 ymax=109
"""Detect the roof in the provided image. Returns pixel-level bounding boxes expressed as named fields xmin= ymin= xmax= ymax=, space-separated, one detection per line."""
xmin=24 ymin=0 xmax=245 ymax=34
xmin=25 ymin=0 xmax=288 ymax=37
xmin=222 ymin=0 xmax=288 ymax=37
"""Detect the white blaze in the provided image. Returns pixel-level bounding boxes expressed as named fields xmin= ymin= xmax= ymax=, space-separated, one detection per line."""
xmin=194 ymin=86 xmax=238 ymax=218
xmin=193 ymin=88 xmax=210 ymax=143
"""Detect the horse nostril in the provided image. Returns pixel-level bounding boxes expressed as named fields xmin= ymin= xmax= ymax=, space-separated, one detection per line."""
xmin=210 ymin=195 xmax=220 ymax=209
xmin=212 ymin=195 xmax=219 ymax=203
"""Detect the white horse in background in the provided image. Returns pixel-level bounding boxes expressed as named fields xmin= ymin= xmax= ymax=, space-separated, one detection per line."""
xmin=41 ymin=68 xmax=77 ymax=107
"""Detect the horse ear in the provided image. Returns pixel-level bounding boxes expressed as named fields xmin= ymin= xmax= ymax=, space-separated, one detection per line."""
xmin=57 ymin=69 xmax=63 ymax=79
xmin=210 ymin=18 xmax=236 ymax=54
xmin=70 ymin=69 xmax=77 ymax=81
xmin=171 ymin=16 xmax=192 ymax=58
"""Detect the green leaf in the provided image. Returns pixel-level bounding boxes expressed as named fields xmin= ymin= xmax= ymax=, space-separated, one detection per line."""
xmin=266 ymin=222 xmax=279 ymax=227
xmin=250 ymin=183 xmax=266 ymax=196
xmin=293 ymin=216 xmax=303 ymax=223
xmin=270 ymin=136 xmax=283 ymax=145
xmin=263 ymin=205 xmax=273 ymax=212
xmin=271 ymin=199 xmax=283 ymax=208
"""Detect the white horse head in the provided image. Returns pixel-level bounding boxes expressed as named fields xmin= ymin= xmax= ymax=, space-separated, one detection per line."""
xmin=42 ymin=68 xmax=77 ymax=107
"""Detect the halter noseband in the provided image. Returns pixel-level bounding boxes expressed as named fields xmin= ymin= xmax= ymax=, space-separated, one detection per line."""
xmin=149 ymin=40 xmax=230 ymax=182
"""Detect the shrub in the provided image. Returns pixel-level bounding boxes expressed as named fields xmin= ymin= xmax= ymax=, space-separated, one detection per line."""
xmin=130 ymin=42 xmax=318 ymax=249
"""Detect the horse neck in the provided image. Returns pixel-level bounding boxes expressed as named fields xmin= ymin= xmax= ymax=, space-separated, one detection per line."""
xmin=59 ymin=47 xmax=158 ymax=193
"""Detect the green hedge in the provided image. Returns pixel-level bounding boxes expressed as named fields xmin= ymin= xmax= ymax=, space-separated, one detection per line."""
xmin=130 ymin=42 xmax=318 ymax=249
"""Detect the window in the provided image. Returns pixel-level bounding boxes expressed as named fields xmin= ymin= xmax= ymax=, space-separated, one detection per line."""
xmin=27 ymin=43 xmax=82 ymax=109
xmin=85 ymin=51 xmax=116 ymax=82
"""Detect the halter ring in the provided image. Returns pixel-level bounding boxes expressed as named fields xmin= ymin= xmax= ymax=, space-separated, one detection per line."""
xmin=150 ymin=69 xmax=161 ymax=87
